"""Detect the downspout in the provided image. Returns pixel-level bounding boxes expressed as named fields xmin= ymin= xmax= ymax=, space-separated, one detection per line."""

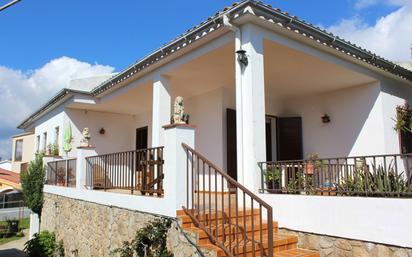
xmin=223 ymin=14 xmax=245 ymax=185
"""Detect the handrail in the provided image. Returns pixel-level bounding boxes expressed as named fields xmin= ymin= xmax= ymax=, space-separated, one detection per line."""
xmin=183 ymin=144 xmax=272 ymax=210
xmin=182 ymin=143 xmax=274 ymax=257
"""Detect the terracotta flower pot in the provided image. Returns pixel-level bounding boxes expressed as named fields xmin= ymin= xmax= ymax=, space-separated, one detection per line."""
xmin=304 ymin=163 xmax=314 ymax=175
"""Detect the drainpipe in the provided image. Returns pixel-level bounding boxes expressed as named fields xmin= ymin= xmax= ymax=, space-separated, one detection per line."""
xmin=223 ymin=14 xmax=245 ymax=185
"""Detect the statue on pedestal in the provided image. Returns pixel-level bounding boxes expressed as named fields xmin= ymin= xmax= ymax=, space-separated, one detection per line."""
xmin=80 ymin=128 xmax=91 ymax=147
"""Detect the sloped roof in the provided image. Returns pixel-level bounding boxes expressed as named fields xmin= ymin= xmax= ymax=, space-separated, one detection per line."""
xmin=90 ymin=0 xmax=412 ymax=97
xmin=17 ymin=88 xmax=90 ymax=129
xmin=0 ymin=168 xmax=20 ymax=185
xmin=18 ymin=0 xmax=412 ymax=130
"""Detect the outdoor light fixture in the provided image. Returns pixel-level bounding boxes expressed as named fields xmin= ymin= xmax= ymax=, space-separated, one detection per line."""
xmin=321 ymin=114 xmax=331 ymax=123
xmin=99 ymin=128 xmax=106 ymax=135
xmin=236 ymin=49 xmax=248 ymax=68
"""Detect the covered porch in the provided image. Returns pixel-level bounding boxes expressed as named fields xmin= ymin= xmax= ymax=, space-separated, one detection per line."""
xmin=55 ymin=23 xmax=388 ymax=194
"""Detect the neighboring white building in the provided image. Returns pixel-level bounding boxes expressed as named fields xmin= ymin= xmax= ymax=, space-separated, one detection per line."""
xmin=0 ymin=160 xmax=11 ymax=171
xmin=17 ymin=1 xmax=412 ymax=256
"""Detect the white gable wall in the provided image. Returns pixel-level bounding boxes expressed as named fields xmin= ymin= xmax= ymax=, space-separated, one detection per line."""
xmin=33 ymin=105 xmax=66 ymax=157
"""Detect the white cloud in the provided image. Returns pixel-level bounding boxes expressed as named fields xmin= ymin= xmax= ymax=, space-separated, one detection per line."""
xmin=355 ymin=0 xmax=411 ymax=9
xmin=0 ymin=139 xmax=11 ymax=161
xmin=328 ymin=3 xmax=412 ymax=62
xmin=0 ymin=57 xmax=114 ymax=160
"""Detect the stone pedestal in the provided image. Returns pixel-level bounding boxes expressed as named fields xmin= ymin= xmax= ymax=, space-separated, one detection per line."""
xmin=163 ymin=124 xmax=195 ymax=211
xmin=76 ymin=146 xmax=96 ymax=189
xmin=29 ymin=213 xmax=39 ymax=239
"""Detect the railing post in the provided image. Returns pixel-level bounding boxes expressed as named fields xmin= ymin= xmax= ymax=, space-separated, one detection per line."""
xmin=163 ymin=124 xmax=195 ymax=214
xmin=76 ymin=146 xmax=96 ymax=190
xmin=65 ymin=159 xmax=69 ymax=187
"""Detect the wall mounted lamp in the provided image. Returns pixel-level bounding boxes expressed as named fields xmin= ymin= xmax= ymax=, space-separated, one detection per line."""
xmin=99 ymin=128 xmax=106 ymax=135
xmin=321 ymin=114 xmax=331 ymax=123
xmin=236 ymin=49 xmax=248 ymax=68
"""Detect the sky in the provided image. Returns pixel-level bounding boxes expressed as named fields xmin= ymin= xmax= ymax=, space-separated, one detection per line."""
xmin=0 ymin=0 xmax=411 ymax=160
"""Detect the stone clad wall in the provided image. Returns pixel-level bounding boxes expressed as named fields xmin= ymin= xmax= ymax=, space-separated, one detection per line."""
xmin=280 ymin=229 xmax=412 ymax=257
xmin=41 ymin=193 xmax=203 ymax=257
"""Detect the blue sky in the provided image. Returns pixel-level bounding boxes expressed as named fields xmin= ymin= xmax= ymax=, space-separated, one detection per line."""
xmin=0 ymin=0 xmax=411 ymax=160
xmin=0 ymin=0 xmax=402 ymax=71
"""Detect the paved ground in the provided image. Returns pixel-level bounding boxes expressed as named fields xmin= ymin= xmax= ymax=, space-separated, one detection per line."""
xmin=0 ymin=229 xmax=28 ymax=257
xmin=0 ymin=208 xmax=31 ymax=221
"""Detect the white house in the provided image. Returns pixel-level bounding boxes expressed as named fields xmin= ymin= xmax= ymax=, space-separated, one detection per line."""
xmin=18 ymin=1 xmax=412 ymax=256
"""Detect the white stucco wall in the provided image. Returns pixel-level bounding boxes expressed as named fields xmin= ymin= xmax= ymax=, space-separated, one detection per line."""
xmin=186 ymin=88 xmax=225 ymax=169
xmin=380 ymin=78 xmax=412 ymax=154
xmin=33 ymin=105 xmax=66 ymax=155
xmin=259 ymin=194 xmax=412 ymax=248
xmin=65 ymin=108 xmax=152 ymax=157
xmin=277 ymin=83 xmax=386 ymax=158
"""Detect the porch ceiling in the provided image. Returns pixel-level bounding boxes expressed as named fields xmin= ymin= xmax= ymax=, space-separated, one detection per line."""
xmin=264 ymin=40 xmax=377 ymax=99
xmin=68 ymin=38 xmax=378 ymax=115
xmin=166 ymin=42 xmax=235 ymax=99
xmin=69 ymin=81 xmax=153 ymax=115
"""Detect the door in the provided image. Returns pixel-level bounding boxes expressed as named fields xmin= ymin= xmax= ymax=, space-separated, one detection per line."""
xmin=226 ymin=109 xmax=276 ymax=181
xmin=266 ymin=118 xmax=273 ymax=162
xmin=226 ymin=109 xmax=237 ymax=181
xmin=276 ymin=117 xmax=303 ymax=161
xmin=136 ymin=126 xmax=148 ymax=150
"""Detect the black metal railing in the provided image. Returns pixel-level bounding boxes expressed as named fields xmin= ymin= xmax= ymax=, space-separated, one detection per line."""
xmin=259 ymin=154 xmax=412 ymax=197
xmin=46 ymin=159 xmax=77 ymax=187
xmin=183 ymin=143 xmax=273 ymax=257
xmin=85 ymin=147 xmax=164 ymax=196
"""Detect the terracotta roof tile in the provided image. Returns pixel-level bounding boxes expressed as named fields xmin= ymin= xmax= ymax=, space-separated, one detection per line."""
xmin=0 ymin=168 xmax=20 ymax=185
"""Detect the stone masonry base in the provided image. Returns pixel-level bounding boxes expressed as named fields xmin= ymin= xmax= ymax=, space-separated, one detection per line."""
xmin=41 ymin=193 xmax=204 ymax=257
xmin=280 ymin=228 xmax=412 ymax=257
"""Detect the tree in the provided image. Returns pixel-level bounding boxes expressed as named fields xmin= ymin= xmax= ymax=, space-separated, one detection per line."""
xmin=21 ymin=154 xmax=45 ymax=216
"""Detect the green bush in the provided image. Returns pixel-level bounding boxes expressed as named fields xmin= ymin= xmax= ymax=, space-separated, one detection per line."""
xmin=24 ymin=231 xmax=64 ymax=257
xmin=111 ymin=218 xmax=172 ymax=257
xmin=21 ymin=153 xmax=45 ymax=215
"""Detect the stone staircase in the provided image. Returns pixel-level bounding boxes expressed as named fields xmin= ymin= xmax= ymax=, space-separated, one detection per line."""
xmin=177 ymin=208 xmax=319 ymax=257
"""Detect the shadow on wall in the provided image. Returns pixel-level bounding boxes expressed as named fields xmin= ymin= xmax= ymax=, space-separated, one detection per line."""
xmin=65 ymin=108 xmax=138 ymax=156
xmin=279 ymin=82 xmax=382 ymax=158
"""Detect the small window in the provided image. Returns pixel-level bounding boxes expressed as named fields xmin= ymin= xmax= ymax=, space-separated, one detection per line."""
xmin=36 ymin=135 xmax=40 ymax=153
xmin=43 ymin=132 xmax=47 ymax=152
xmin=55 ymin=127 xmax=59 ymax=145
xmin=14 ymin=140 xmax=23 ymax=162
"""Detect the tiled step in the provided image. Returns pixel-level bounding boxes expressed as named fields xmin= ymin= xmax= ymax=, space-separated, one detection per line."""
xmin=275 ymin=248 xmax=320 ymax=257
xmin=184 ymin=222 xmax=279 ymax=244
xmin=177 ymin=209 xmax=320 ymax=257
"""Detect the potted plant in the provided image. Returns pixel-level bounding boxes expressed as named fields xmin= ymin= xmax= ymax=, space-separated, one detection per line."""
xmin=56 ymin=167 xmax=66 ymax=186
xmin=304 ymin=153 xmax=319 ymax=175
xmin=52 ymin=143 xmax=59 ymax=156
xmin=46 ymin=143 xmax=53 ymax=155
xmin=264 ymin=167 xmax=282 ymax=192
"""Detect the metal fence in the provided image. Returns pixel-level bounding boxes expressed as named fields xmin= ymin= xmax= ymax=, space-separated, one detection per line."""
xmin=85 ymin=147 xmax=164 ymax=196
xmin=259 ymin=154 xmax=412 ymax=197
xmin=45 ymin=159 xmax=77 ymax=187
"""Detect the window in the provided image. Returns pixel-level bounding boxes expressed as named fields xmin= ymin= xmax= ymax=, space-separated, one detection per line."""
xmin=397 ymin=106 xmax=412 ymax=154
xmin=55 ymin=127 xmax=59 ymax=145
xmin=43 ymin=132 xmax=47 ymax=152
xmin=36 ymin=135 xmax=40 ymax=153
xmin=14 ymin=140 xmax=23 ymax=162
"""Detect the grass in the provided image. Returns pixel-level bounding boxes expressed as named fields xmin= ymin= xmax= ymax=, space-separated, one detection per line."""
xmin=0 ymin=218 xmax=30 ymax=245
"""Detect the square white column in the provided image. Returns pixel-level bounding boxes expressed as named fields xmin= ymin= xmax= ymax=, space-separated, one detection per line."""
xmin=163 ymin=124 xmax=195 ymax=212
xmin=152 ymin=75 xmax=171 ymax=147
xmin=235 ymin=24 xmax=267 ymax=191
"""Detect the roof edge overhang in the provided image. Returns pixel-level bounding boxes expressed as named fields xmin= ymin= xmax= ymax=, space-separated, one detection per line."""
xmin=17 ymin=89 xmax=92 ymax=130
xmin=17 ymin=0 xmax=412 ymax=130
xmin=90 ymin=0 xmax=412 ymax=98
